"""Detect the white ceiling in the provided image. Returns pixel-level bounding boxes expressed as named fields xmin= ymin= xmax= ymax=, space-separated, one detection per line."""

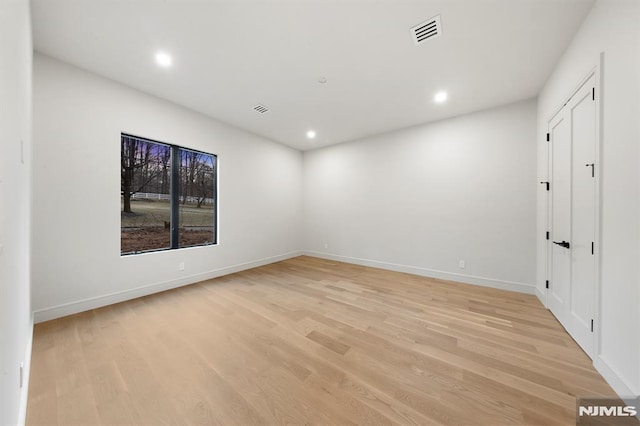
xmin=32 ymin=0 xmax=594 ymax=151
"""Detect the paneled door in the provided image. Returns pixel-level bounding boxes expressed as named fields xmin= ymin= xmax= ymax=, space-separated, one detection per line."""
xmin=547 ymin=73 xmax=597 ymax=357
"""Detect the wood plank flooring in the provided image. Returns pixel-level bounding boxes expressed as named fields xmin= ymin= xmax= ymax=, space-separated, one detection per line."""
xmin=26 ymin=256 xmax=617 ymax=425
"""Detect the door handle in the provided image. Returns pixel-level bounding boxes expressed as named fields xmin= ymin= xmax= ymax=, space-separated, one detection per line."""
xmin=553 ymin=240 xmax=571 ymax=249
xmin=586 ymin=163 xmax=594 ymax=177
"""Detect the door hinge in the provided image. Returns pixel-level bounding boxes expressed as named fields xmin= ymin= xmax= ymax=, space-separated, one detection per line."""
xmin=546 ymin=133 xmax=550 ymax=142
xmin=540 ymin=181 xmax=550 ymax=191
xmin=591 ymin=319 xmax=594 ymax=332
xmin=592 ymin=87 xmax=595 ymax=101
xmin=545 ymin=280 xmax=549 ymax=289
xmin=591 ymin=242 xmax=594 ymax=255
xmin=546 ymin=231 xmax=550 ymax=240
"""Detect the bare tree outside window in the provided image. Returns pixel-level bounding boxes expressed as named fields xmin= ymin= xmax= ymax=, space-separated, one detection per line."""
xmin=179 ymin=148 xmax=216 ymax=248
xmin=121 ymin=136 xmax=168 ymax=213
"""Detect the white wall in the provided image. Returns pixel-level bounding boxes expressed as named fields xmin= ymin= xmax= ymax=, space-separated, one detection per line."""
xmin=0 ymin=0 xmax=33 ymax=424
xmin=303 ymin=99 xmax=537 ymax=293
xmin=32 ymin=54 xmax=303 ymax=321
xmin=537 ymin=0 xmax=640 ymax=397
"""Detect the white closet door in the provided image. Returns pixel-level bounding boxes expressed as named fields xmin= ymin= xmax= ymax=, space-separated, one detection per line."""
xmin=548 ymin=74 xmax=597 ymax=357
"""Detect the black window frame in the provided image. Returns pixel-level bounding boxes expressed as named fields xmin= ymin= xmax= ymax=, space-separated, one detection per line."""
xmin=120 ymin=133 xmax=218 ymax=255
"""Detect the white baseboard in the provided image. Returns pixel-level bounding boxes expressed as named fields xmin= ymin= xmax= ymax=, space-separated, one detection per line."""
xmin=594 ymin=355 xmax=639 ymax=399
xmin=303 ymin=251 xmax=535 ymax=295
xmin=535 ymin=287 xmax=547 ymax=307
xmin=17 ymin=313 xmax=34 ymax=426
xmin=33 ymin=251 xmax=302 ymax=323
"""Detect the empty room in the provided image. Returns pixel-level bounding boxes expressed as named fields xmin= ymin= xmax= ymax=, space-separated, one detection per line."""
xmin=1 ymin=0 xmax=639 ymax=425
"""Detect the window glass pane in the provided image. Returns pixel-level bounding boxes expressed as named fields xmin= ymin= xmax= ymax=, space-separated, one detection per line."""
xmin=121 ymin=136 xmax=172 ymax=254
xmin=178 ymin=148 xmax=216 ymax=248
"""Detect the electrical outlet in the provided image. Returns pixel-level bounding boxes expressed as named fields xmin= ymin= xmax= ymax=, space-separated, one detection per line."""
xmin=324 ymin=243 xmax=329 ymax=249
xmin=459 ymin=260 xmax=466 ymax=269
xmin=179 ymin=262 xmax=185 ymax=271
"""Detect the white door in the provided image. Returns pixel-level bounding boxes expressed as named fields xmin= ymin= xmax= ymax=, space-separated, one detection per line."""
xmin=548 ymin=111 xmax=571 ymax=327
xmin=548 ymin=74 xmax=597 ymax=357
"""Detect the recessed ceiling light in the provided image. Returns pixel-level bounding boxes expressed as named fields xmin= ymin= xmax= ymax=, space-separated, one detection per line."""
xmin=318 ymin=77 xmax=327 ymax=84
xmin=306 ymin=130 xmax=316 ymax=139
xmin=155 ymin=51 xmax=173 ymax=68
xmin=434 ymin=91 xmax=448 ymax=103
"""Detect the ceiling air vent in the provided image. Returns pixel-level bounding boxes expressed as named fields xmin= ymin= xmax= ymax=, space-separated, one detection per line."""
xmin=410 ymin=15 xmax=442 ymax=45
xmin=253 ymin=104 xmax=269 ymax=114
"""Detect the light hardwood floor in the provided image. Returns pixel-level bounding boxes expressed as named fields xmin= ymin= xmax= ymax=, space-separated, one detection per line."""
xmin=27 ymin=256 xmax=617 ymax=425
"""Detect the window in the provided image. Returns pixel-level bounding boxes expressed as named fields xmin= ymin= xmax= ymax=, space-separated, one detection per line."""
xmin=121 ymin=134 xmax=217 ymax=255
